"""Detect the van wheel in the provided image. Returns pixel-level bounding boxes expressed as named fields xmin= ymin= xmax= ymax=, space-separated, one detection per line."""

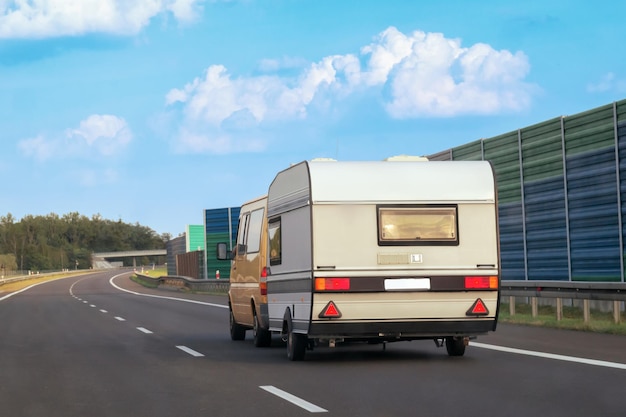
xmin=229 ymin=307 xmax=246 ymax=341
xmin=253 ymin=313 xmax=272 ymax=347
xmin=445 ymin=336 xmax=466 ymax=356
xmin=286 ymin=321 xmax=307 ymax=361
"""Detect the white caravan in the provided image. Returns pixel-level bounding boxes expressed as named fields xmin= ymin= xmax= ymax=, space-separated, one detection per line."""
xmin=266 ymin=158 xmax=500 ymax=360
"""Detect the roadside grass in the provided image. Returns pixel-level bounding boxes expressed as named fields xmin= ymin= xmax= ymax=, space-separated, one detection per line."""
xmin=0 ymin=271 xmax=89 ymax=293
xmin=499 ymin=302 xmax=626 ymax=336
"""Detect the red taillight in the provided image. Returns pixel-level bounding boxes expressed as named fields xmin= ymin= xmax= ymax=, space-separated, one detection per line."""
xmin=260 ymin=267 xmax=268 ymax=296
xmin=465 ymin=276 xmax=498 ymax=290
xmin=315 ymin=278 xmax=350 ymax=291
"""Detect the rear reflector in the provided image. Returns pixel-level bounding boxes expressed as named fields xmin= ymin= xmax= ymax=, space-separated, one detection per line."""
xmin=466 ymin=298 xmax=489 ymax=316
xmin=315 ymin=278 xmax=350 ymax=291
xmin=464 ymin=276 xmax=498 ymax=290
xmin=319 ymin=301 xmax=342 ymax=318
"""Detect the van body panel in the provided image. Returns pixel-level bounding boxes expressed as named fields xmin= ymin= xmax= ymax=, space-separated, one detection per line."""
xmin=266 ymin=159 xmax=500 ymax=343
xmin=229 ymin=195 xmax=269 ymax=330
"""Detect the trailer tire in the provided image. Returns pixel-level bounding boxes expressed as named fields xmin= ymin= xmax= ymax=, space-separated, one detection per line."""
xmin=286 ymin=318 xmax=307 ymax=361
xmin=445 ymin=336 xmax=466 ymax=356
xmin=253 ymin=312 xmax=271 ymax=347
xmin=229 ymin=306 xmax=246 ymax=341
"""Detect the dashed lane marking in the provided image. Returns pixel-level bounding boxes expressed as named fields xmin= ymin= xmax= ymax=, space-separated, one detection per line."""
xmin=176 ymin=346 xmax=205 ymax=357
xmin=260 ymin=385 xmax=328 ymax=413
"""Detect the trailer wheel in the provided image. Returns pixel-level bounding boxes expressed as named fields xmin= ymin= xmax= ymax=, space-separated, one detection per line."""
xmin=445 ymin=336 xmax=466 ymax=357
xmin=286 ymin=319 xmax=307 ymax=361
xmin=229 ymin=306 xmax=246 ymax=341
xmin=253 ymin=312 xmax=271 ymax=347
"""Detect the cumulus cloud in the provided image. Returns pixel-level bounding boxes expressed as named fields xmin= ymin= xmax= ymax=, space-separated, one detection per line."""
xmin=0 ymin=0 xmax=205 ymax=39
xmin=18 ymin=114 xmax=132 ymax=161
xmin=165 ymin=26 xmax=533 ymax=153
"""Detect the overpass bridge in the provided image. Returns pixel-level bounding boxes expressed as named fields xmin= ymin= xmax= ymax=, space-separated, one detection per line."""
xmin=92 ymin=250 xmax=166 ymax=268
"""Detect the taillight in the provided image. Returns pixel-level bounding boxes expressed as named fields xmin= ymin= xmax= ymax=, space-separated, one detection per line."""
xmin=315 ymin=278 xmax=350 ymax=291
xmin=464 ymin=276 xmax=498 ymax=290
xmin=260 ymin=267 xmax=268 ymax=296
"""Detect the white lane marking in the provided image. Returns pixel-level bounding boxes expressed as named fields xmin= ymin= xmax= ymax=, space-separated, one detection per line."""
xmin=83 ymin=301 xmax=88 ymax=304
xmin=100 ymin=309 xmax=108 ymax=313
xmin=471 ymin=342 xmax=626 ymax=371
xmin=115 ymin=317 xmax=126 ymax=322
xmin=260 ymin=385 xmax=328 ymax=413
xmin=137 ymin=327 xmax=153 ymax=334
xmin=89 ymin=304 xmax=96 ymax=308
xmin=109 ymin=273 xmax=228 ymax=309
xmin=176 ymin=345 xmax=205 ymax=357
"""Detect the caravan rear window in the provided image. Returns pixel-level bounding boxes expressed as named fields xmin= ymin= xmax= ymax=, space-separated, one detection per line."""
xmin=377 ymin=205 xmax=458 ymax=246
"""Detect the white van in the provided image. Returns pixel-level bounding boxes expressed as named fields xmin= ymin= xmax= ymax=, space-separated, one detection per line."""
xmin=218 ymin=195 xmax=271 ymax=347
xmin=265 ymin=159 xmax=500 ymax=360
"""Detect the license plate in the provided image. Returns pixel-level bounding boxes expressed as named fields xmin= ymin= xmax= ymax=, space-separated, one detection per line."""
xmin=384 ymin=278 xmax=431 ymax=291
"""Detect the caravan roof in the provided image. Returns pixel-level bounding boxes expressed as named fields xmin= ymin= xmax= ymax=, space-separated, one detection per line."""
xmin=305 ymin=160 xmax=495 ymax=203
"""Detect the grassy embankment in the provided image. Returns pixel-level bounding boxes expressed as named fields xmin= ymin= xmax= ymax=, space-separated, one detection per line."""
xmin=499 ymin=302 xmax=626 ymax=335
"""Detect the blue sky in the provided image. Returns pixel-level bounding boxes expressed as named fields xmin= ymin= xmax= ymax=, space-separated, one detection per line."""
xmin=2 ymin=0 xmax=625 ymax=237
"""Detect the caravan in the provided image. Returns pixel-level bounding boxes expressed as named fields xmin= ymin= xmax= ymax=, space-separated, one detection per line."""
xmin=265 ymin=158 xmax=499 ymax=360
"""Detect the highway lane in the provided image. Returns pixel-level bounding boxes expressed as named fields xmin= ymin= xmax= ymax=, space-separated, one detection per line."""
xmin=1 ymin=270 xmax=625 ymax=416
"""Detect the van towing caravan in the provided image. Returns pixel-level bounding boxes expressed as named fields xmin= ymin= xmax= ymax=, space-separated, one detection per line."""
xmin=223 ymin=157 xmax=500 ymax=361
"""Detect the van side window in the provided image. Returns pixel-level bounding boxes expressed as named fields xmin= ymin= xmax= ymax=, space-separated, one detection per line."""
xmin=268 ymin=217 xmax=282 ymax=265
xmin=377 ymin=205 xmax=459 ymax=246
xmin=236 ymin=213 xmax=250 ymax=255
xmin=246 ymin=208 xmax=264 ymax=254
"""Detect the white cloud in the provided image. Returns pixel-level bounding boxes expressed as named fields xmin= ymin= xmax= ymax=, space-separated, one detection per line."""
xmin=166 ymin=26 xmax=534 ymax=153
xmin=67 ymin=114 xmax=132 ymax=155
xmin=18 ymin=114 xmax=132 ymax=160
xmin=587 ymin=72 xmax=626 ymax=93
xmin=0 ymin=0 xmax=205 ymax=39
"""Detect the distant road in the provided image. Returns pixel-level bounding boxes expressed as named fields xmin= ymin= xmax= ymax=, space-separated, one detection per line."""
xmin=1 ymin=270 xmax=625 ymax=417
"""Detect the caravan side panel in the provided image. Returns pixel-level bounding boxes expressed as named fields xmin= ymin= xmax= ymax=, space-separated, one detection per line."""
xmin=267 ymin=162 xmax=314 ymax=334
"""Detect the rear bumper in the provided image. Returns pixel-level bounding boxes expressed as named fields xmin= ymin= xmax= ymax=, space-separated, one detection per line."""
xmin=309 ymin=319 xmax=496 ymax=340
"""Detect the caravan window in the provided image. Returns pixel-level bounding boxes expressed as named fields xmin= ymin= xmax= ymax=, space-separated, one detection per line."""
xmin=377 ymin=205 xmax=458 ymax=246
xmin=268 ymin=217 xmax=282 ymax=265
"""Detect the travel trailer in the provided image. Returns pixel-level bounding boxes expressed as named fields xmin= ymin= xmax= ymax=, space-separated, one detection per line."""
xmin=266 ymin=158 xmax=499 ymax=360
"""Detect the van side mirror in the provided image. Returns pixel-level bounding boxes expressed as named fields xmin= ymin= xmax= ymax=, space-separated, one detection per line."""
xmin=216 ymin=243 xmax=232 ymax=260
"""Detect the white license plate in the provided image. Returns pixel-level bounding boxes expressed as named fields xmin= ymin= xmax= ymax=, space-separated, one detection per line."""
xmin=384 ymin=278 xmax=431 ymax=291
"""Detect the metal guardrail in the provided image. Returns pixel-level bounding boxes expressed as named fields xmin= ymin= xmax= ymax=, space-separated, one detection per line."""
xmin=134 ymin=273 xmax=229 ymax=294
xmin=0 ymin=270 xmax=87 ymax=287
xmin=500 ymin=280 xmax=626 ymax=324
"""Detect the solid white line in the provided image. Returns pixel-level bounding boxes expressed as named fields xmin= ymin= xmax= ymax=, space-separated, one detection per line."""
xmin=137 ymin=327 xmax=153 ymax=334
xmin=109 ymin=274 xmax=228 ymax=309
xmin=260 ymin=386 xmax=328 ymax=413
xmin=176 ymin=345 xmax=205 ymax=357
xmin=115 ymin=317 xmax=126 ymax=322
xmin=471 ymin=342 xmax=626 ymax=371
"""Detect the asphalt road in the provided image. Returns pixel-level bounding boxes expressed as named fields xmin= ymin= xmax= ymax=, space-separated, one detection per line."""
xmin=1 ymin=270 xmax=625 ymax=417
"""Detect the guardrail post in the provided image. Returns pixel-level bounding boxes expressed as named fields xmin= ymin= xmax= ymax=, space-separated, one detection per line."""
xmin=614 ymin=301 xmax=622 ymax=324
xmin=556 ymin=298 xmax=563 ymax=321
xmin=531 ymin=297 xmax=538 ymax=318
xmin=583 ymin=299 xmax=590 ymax=323
xmin=509 ymin=296 xmax=516 ymax=316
